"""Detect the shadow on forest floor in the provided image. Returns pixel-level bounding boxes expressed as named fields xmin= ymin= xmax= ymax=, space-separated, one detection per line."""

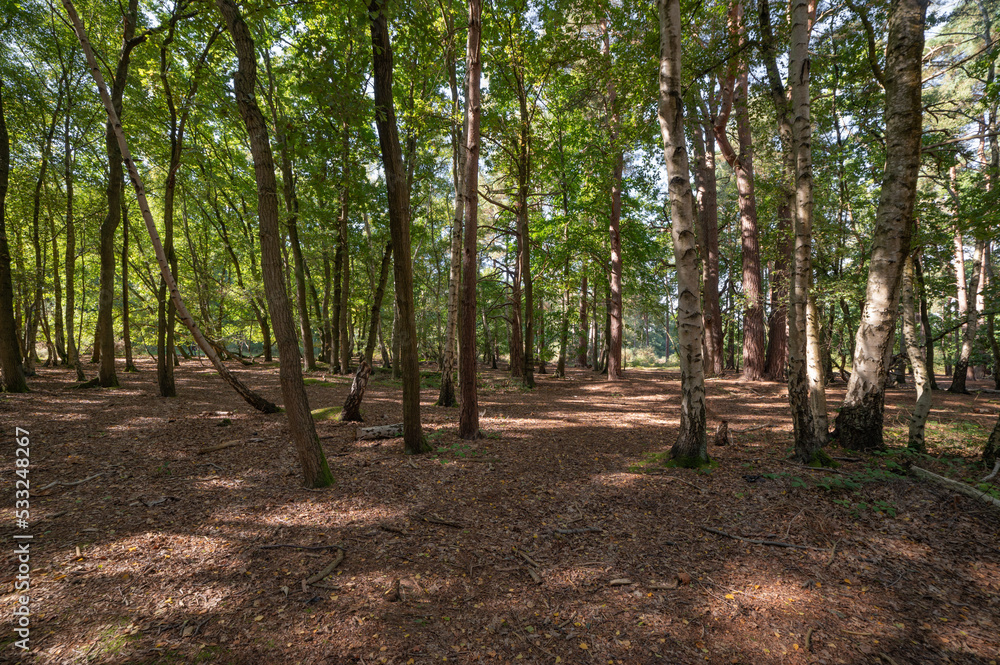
xmin=1 ymin=357 xmax=998 ymax=664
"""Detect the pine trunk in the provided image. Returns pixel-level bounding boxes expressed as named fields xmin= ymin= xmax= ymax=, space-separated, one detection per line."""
xmin=950 ymin=238 xmax=985 ymax=393
xmin=458 ymin=0 xmax=483 ymax=439
xmin=365 ymin=241 xmax=392 ymax=366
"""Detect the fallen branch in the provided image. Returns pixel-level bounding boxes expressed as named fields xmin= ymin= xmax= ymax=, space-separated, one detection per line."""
xmin=37 ymin=473 xmax=103 ymax=492
xmin=421 ymin=514 xmax=465 ymax=529
xmin=641 ymin=471 xmax=706 ymax=492
xmin=554 ymin=527 xmax=603 ymax=535
xmin=782 ymin=460 xmax=845 ymax=474
xmin=514 ymin=548 xmax=541 ymax=568
xmin=981 ymin=460 xmax=1000 ymax=483
xmin=260 ymin=543 xmax=347 ymax=551
xmin=304 ymin=548 xmax=344 ymax=586
xmin=733 ymin=424 xmax=769 ymax=433
xmin=197 ymin=441 xmax=241 ymax=454
xmin=358 ymin=423 xmax=404 ymax=440
xmin=702 ymin=526 xmax=830 ymax=551
xmin=911 ymin=465 xmax=1000 ymax=511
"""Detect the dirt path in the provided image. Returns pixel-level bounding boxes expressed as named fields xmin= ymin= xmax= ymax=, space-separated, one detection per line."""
xmin=2 ymin=358 xmax=998 ymax=664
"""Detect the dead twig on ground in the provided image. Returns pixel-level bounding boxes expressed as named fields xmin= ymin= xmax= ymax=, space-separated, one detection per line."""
xmin=197 ymin=441 xmax=240 ymax=454
xmin=421 ymin=514 xmax=465 ymax=529
xmin=260 ymin=543 xmax=347 ymax=552
xmin=782 ymin=460 xmax=845 ymax=474
xmin=37 ymin=473 xmax=103 ymax=492
xmin=702 ymin=526 xmax=830 ymax=551
xmin=304 ymin=548 xmax=345 ymax=587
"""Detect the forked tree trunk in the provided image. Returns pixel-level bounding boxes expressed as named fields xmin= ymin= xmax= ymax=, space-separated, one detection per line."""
xmin=64 ymin=0 xmax=288 ymax=412
xmin=368 ymin=0 xmax=427 ymax=454
xmin=985 ymin=412 xmax=1000 ymax=469
xmin=901 ymin=255 xmax=931 ymax=452
xmin=950 ymin=237 xmax=985 ymax=393
xmin=212 ymin=0 xmax=333 ymax=486
xmin=458 ymin=0 xmax=483 ymax=440
xmin=0 ymin=78 xmax=27 ymax=392
xmin=658 ymin=0 xmax=708 ymax=466
xmin=837 ymin=0 xmax=926 ymax=450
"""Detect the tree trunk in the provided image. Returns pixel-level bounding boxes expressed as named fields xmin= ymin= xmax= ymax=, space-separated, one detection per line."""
xmin=365 ymin=241 xmax=392 ymax=366
xmin=577 ymin=269 xmax=589 ymax=367
xmin=0 ymin=78 xmax=27 ymax=391
xmin=759 ymin=0 xmax=795 ymax=384
xmin=338 ymin=127 xmax=351 ymax=375
xmin=439 ymin=31 xmax=466 ymax=407
xmin=516 ymin=126 xmax=534 ymax=388
xmin=985 ymin=413 xmax=1000 ymax=470
xmin=122 ymin=199 xmax=137 ymax=372
xmin=786 ymin=0 xmax=830 ymax=462
xmin=368 ymin=0 xmax=427 ymax=454
xmin=602 ymin=17 xmax=624 ymax=382
xmin=63 ymin=89 xmax=84 ymax=382
xmin=658 ymin=0 xmax=708 ymax=466
xmin=712 ymin=0 xmax=764 ymax=381
xmin=837 ymin=0 xmax=926 ymax=450
xmin=901 ymin=255 xmax=931 ymax=452
xmin=93 ymin=0 xmax=143 ymax=389
xmin=212 ymin=0 xmax=333 ymax=485
xmin=341 ymin=359 xmax=372 ymax=422
xmin=914 ymin=254 xmax=937 ymax=389
xmin=950 ymin=237 xmax=985 ymax=393
xmin=49 ymin=212 xmax=66 ymax=364
xmin=459 ymin=0 xmax=483 ymax=439
xmin=692 ymin=114 xmax=723 ymax=377
xmin=510 ymin=238 xmax=524 ymax=377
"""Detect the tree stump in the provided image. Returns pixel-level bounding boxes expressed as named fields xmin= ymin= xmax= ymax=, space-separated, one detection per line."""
xmin=714 ymin=420 xmax=730 ymax=446
xmin=341 ymin=360 xmax=372 ymax=422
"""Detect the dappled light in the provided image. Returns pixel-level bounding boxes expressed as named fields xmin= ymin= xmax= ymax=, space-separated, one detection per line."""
xmin=2 ymin=359 xmax=998 ymax=663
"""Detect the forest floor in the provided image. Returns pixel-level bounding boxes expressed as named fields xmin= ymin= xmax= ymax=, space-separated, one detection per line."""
xmin=1 ymin=357 xmax=999 ymax=665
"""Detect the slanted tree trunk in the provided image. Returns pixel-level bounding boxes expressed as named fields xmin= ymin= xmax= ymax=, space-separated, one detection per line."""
xmin=211 ymin=0 xmax=333 ymax=486
xmin=368 ymin=0 xmax=427 ymax=454
xmin=66 ymin=0 xmax=284 ymax=406
xmin=658 ymin=0 xmax=708 ymax=467
xmin=901 ymin=255 xmax=931 ymax=452
xmin=458 ymin=0 xmax=483 ymax=440
xmin=0 ymin=78 xmax=27 ymax=391
xmin=837 ymin=0 xmax=926 ymax=450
